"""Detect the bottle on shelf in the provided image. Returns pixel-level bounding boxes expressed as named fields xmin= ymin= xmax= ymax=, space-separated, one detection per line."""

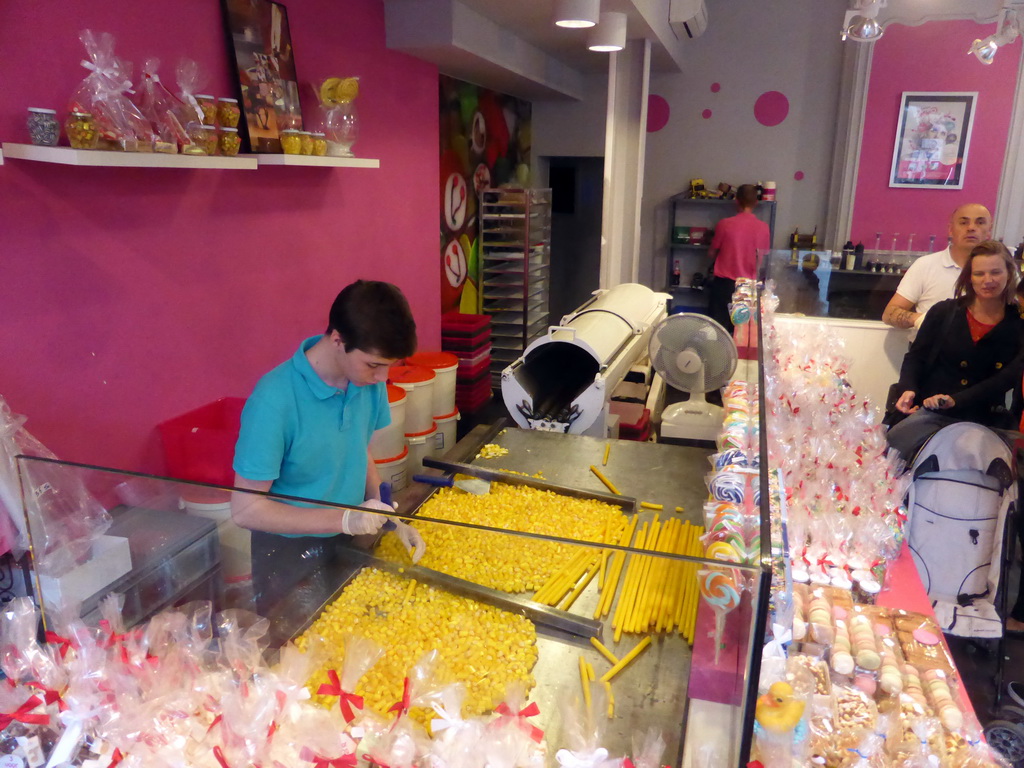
xmin=671 ymin=260 xmax=681 ymax=287
xmin=854 ymin=242 xmax=865 ymax=271
xmin=842 ymin=241 xmax=855 ymax=271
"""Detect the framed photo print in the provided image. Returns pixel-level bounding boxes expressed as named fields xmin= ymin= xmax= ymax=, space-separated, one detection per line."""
xmin=221 ymin=0 xmax=304 ymax=153
xmin=889 ymin=92 xmax=976 ymax=189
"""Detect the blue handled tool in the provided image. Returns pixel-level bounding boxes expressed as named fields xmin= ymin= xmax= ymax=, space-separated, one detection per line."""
xmin=379 ymin=482 xmax=397 ymax=531
xmin=412 ymin=474 xmax=454 ymax=487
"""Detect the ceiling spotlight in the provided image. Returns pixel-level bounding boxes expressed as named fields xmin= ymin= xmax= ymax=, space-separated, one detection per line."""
xmin=841 ymin=0 xmax=886 ymax=43
xmin=969 ymin=8 xmax=1020 ymax=64
xmin=553 ymin=0 xmax=600 ymax=29
xmin=588 ymin=11 xmax=627 ymax=52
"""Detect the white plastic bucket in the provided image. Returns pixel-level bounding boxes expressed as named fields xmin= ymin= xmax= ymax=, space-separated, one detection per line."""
xmin=370 ymin=384 xmax=408 ymax=460
xmin=406 ymin=423 xmax=438 ymax=474
xmin=434 ymin=408 xmax=460 ymax=456
xmin=181 ymin=499 xmax=251 ymax=582
xmin=374 ymin=446 xmax=409 ymax=492
xmin=389 ymin=365 xmax=436 ymax=434
xmin=407 ymin=351 xmax=459 ymax=418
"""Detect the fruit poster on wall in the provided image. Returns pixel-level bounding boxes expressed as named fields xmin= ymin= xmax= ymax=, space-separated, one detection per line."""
xmin=439 ymin=76 xmax=532 ymax=315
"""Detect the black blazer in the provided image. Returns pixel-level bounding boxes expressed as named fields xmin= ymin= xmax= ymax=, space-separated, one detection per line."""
xmin=897 ymin=298 xmax=1024 ymax=426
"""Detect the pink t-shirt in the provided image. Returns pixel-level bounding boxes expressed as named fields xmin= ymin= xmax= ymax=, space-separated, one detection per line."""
xmin=710 ymin=210 xmax=771 ymax=280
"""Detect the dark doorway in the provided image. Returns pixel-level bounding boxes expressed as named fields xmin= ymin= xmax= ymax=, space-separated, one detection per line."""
xmin=547 ymin=156 xmax=604 ymax=324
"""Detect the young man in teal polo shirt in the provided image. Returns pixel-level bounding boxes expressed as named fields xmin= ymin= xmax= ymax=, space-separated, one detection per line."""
xmin=231 ymin=280 xmax=421 ymax=612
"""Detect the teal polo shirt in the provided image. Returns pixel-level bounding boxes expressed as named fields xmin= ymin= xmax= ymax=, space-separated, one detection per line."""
xmin=233 ymin=336 xmax=391 ymax=520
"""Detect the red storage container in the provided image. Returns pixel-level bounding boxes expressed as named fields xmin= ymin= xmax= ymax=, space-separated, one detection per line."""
xmin=457 ymin=355 xmax=491 ymax=382
xmin=441 ymin=312 xmax=490 ymax=336
xmin=157 ymin=397 xmax=245 ymax=486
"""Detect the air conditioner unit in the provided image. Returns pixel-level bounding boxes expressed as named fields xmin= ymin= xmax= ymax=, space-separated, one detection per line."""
xmin=669 ymin=0 xmax=707 ymax=38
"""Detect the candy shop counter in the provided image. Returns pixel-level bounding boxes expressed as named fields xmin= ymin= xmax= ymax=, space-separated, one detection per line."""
xmin=10 ymin=434 xmax=768 ymax=768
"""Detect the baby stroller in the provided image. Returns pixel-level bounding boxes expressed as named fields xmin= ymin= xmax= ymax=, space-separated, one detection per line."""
xmin=902 ymin=421 xmax=1023 ymax=757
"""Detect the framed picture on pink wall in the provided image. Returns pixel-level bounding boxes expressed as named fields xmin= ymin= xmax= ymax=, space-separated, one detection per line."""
xmin=889 ymin=92 xmax=976 ymax=189
xmin=221 ymin=0 xmax=304 ymax=153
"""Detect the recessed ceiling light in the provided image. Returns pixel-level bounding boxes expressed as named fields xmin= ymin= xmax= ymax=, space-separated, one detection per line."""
xmin=554 ymin=0 xmax=600 ymax=29
xmin=588 ymin=11 xmax=627 ymax=52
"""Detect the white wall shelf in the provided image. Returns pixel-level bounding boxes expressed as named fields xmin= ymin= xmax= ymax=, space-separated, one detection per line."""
xmin=2 ymin=143 xmax=259 ymax=169
xmin=1 ymin=143 xmax=382 ymax=171
xmin=256 ymin=154 xmax=379 ymax=168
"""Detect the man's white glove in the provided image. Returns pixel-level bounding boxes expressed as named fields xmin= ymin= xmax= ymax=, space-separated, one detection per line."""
xmin=341 ymin=499 xmax=393 ymax=535
xmin=392 ymin=520 xmax=426 ymax=563
xmin=913 ymin=312 xmax=926 ymax=330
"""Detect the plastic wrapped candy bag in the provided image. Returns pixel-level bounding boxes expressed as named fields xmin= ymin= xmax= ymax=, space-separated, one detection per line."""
xmin=176 ymin=58 xmax=208 ymax=125
xmin=312 ymin=634 xmax=384 ymax=726
xmin=552 ymin=681 xmax=612 ymax=768
xmin=68 ymin=30 xmax=155 ymax=152
xmin=0 ymin=395 xmax=110 ymax=574
xmin=134 ymin=58 xmax=195 ymax=153
xmin=367 ymin=651 xmax=446 ymax=768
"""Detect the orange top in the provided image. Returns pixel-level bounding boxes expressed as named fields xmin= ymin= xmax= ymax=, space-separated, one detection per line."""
xmin=374 ymin=445 xmax=409 ymax=463
xmin=406 ymin=351 xmax=459 ymax=371
xmin=389 ymin=364 xmax=436 ymax=384
xmin=405 ymin=422 xmax=437 ymax=438
xmin=386 ymin=383 xmax=407 ymax=404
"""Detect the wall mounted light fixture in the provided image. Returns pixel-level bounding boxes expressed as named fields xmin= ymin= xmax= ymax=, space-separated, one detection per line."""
xmin=969 ymin=8 xmax=1021 ymax=64
xmin=841 ymin=0 xmax=886 ymax=43
xmin=553 ymin=0 xmax=600 ymax=28
xmin=588 ymin=11 xmax=627 ymax=52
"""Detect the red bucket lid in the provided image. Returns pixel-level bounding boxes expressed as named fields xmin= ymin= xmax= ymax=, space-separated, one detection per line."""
xmin=374 ymin=445 xmax=410 ymax=464
xmin=386 ymin=383 xmax=407 ymax=404
xmin=406 ymin=351 xmax=459 ymax=371
xmin=435 ymin=408 xmax=460 ymax=421
xmin=405 ymin=422 xmax=437 ymax=438
xmin=389 ymin=364 xmax=435 ymax=384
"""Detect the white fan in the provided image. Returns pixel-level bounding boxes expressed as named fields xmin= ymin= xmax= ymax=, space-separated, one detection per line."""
xmin=649 ymin=313 xmax=738 ymax=441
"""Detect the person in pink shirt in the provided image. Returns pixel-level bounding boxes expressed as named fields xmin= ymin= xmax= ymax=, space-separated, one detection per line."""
xmin=707 ymin=184 xmax=771 ymax=333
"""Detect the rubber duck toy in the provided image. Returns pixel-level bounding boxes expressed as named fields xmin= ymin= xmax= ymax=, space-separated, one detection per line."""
xmin=755 ymin=681 xmax=805 ymax=734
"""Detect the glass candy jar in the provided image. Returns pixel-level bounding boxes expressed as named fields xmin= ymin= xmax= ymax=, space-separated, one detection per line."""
xmin=27 ymin=108 xmax=60 ymax=146
xmin=280 ymin=129 xmax=302 ymax=155
xmin=65 ymin=111 xmax=98 ymax=149
xmin=196 ymin=94 xmax=217 ymax=126
xmin=311 ymin=132 xmax=327 ymax=156
xmin=299 ymin=131 xmax=314 ymax=155
xmin=217 ymin=98 xmax=240 ymax=128
xmin=218 ymin=127 xmax=241 ymax=156
xmin=321 ymin=101 xmax=358 ymax=157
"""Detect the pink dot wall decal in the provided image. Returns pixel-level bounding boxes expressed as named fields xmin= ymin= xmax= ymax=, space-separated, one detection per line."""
xmin=754 ymin=91 xmax=789 ymax=127
xmin=710 ymin=82 xmax=721 ymax=93
xmin=647 ymin=95 xmax=670 ymax=132
xmin=794 ymin=171 xmax=805 ymax=181
xmin=702 ymin=109 xmax=712 ymax=119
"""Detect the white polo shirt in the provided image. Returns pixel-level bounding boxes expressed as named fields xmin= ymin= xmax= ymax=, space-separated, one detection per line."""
xmin=893 ymin=247 xmax=960 ymax=339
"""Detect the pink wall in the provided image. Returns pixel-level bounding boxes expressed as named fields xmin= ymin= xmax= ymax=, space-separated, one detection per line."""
xmin=0 ymin=0 xmax=440 ymax=475
xmin=850 ymin=20 xmax=1021 ymax=250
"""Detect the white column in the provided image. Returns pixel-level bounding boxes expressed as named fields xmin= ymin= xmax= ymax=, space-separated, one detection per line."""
xmin=600 ymin=38 xmax=652 ymax=289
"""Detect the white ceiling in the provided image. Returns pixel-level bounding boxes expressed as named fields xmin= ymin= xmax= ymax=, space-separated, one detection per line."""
xmin=383 ymin=0 xmax=690 ymax=100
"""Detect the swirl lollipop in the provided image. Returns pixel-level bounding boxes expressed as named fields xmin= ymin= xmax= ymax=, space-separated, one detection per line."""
xmin=708 ymin=472 xmax=745 ymax=504
xmin=713 ymin=449 xmax=750 ymax=470
xmin=699 ymin=567 xmax=743 ymax=664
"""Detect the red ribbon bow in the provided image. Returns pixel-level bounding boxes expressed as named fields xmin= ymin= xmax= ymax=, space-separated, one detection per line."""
xmin=494 ymin=701 xmax=544 ymax=743
xmin=25 ymin=681 xmax=67 ymax=713
xmin=301 ymin=747 xmax=358 ymax=768
xmin=317 ymin=669 xmax=364 ymax=723
xmin=98 ymin=620 xmax=127 ymax=649
xmin=107 ymin=748 xmax=124 ymax=767
xmin=213 ymin=746 xmax=231 ymax=768
xmin=0 ymin=695 xmax=50 ymax=730
xmin=387 ymin=677 xmax=412 ymax=718
xmin=44 ymin=631 xmax=74 ymax=659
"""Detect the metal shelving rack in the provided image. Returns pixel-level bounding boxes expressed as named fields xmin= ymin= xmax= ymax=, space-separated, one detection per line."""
xmin=479 ymin=188 xmax=551 ymax=388
xmin=666 ymin=195 xmax=776 ymax=310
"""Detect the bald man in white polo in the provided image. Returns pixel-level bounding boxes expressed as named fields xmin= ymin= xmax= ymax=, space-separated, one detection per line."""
xmin=882 ymin=203 xmax=994 ymax=340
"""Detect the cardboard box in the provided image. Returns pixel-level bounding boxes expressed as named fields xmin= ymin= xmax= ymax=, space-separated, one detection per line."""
xmin=37 ymin=535 xmax=132 ymax=609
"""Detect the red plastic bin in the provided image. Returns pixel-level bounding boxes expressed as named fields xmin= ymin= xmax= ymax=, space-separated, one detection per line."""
xmin=157 ymin=397 xmax=245 ymax=486
xmin=441 ymin=312 xmax=490 ymax=336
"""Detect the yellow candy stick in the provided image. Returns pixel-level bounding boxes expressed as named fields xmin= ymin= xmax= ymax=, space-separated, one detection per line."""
xmin=559 ymin=562 xmax=599 ymax=611
xmin=604 ymin=680 xmax=614 ymax=719
xmin=640 ymin=502 xmax=663 ymax=511
xmin=613 ymin=525 xmax=647 ymax=641
xmin=656 ymin=521 xmax=680 ymax=632
xmin=550 ymin=554 xmax=600 ymax=606
xmin=673 ymin=523 xmax=694 ymax=631
xmin=403 ymin=579 xmax=417 ymax=607
xmin=579 ymin=656 xmax=592 ymax=713
xmin=646 ymin=518 xmax=673 ymax=630
xmin=590 ymin=465 xmax=621 ymax=495
xmin=599 ymin=636 xmax=653 ymax=683
xmin=597 ymin=518 xmax=633 ymax=619
xmin=590 ymin=637 xmax=620 ymax=666
xmin=535 ymin=549 xmax=589 ymax=604
xmin=675 ymin=506 xmax=685 ymax=513
xmin=602 ymin=443 xmax=611 ymax=466
xmin=621 ymin=522 xmax=650 ymax=628
xmin=629 ymin=518 xmax=659 ymax=632
xmin=585 ymin=660 xmax=595 ymax=683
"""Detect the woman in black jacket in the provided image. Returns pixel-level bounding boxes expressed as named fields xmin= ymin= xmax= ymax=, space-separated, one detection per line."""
xmin=886 ymin=240 xmax=1024 ymax=461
